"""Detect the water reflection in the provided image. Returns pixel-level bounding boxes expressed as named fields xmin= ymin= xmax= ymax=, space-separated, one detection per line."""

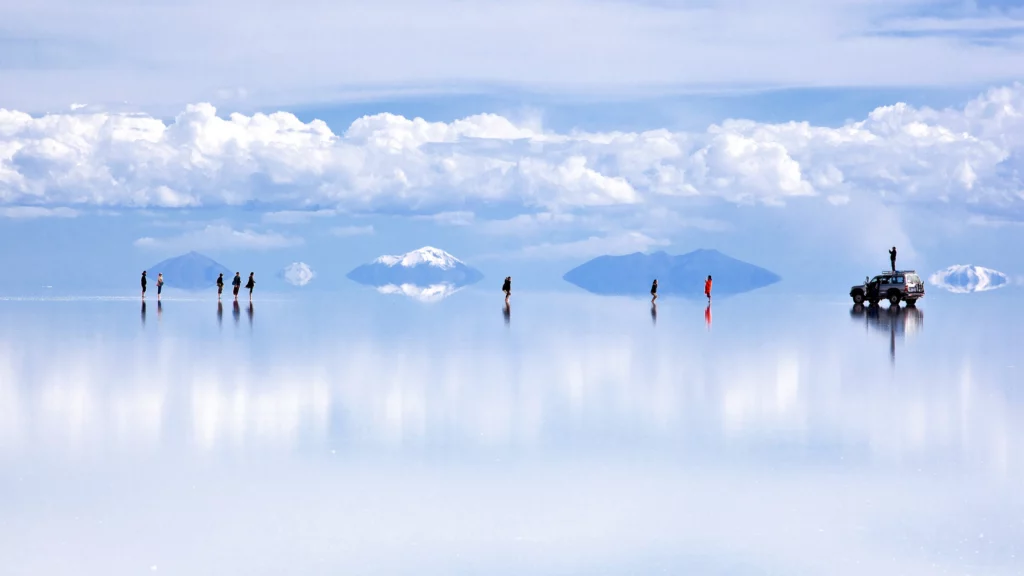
xmin=0 ymin=296 xmax=1020 ymax=576
xmin=217 ymin=301 xmax=223 ymax=328
xmin=705 ymin=304 xmax=712 ymax=330
xmin=851 ymin=304 xmax=924 ymax=364
xmin=232 ymin=300 xmax=240 ymax=325
xmin=650 ymin=303 xmax=657 ymax=325
xmin=140 ymin=301 xmax=146 ymax=326
xmin=503 ymin=302 xmax=510 ymax=326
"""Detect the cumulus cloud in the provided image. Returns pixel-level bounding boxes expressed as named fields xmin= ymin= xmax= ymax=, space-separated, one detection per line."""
xmin=280 ymin=262 xmax=315 ymax=286
xmin=329 ymin=225 xmax=374 ymax=237
xmin=2 ymin=85 xmax=1024 ymax=223
xmin=929 ymin=265 xmax=1011 ymax=294
xmin=412 ymin=211 xmax=475 ymax=226
xmin=134 ymin=224 xmax=303 ymax=251
xmin=0 ymin=206 xmax=78 ymax=218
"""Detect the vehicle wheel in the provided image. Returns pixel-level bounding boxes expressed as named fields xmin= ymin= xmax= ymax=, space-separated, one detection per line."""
xmin=852 ymin=293 xmax=864 ymax=304
xmin=888 ymin=294 xmax=901 ymax=306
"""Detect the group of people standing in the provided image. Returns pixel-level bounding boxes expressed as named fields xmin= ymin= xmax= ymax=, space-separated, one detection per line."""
xmin=141 ymin=271 xmax=256 ymax=300
xmin=649 ymin=275 xmax=713 ymax=304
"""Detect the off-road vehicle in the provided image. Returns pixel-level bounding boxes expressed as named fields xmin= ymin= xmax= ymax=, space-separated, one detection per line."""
xmin=850 ymin=270 xmax=924 ymax=306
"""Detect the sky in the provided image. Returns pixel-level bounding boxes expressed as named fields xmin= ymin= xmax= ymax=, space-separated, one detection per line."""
xmin=1 ymin=0 xmax=1024 ymax=293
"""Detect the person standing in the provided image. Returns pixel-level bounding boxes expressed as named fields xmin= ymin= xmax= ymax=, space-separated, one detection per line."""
xmin=889 ymin=246 xmax=897 ymax=272
xmin=502 ymin=276 xmax=511 ymax=304
xmin=704 ymin=275 xmax=713 ymax=303
xmin=141 ymin=271 xmax=147 ymax=300
xmin=232 ymin=272 xmax=241 ymax=301
xmin=650 ymin=279 xmax=658 ymax=303
xmin=245 ymin=272 xmax=255 ymax=301
xmin=156 ymin=273 xmax=164 ymax=301
xmin=216 ymin=273 xmax=224 ymax=300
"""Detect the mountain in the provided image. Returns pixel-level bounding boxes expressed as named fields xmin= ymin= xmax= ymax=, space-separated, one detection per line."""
xmin=346 ymin=247 xmax=484 ymax=292
xmin=146 ymin=252 xmax=232 ymax=290
xmin=929 ymin=264 xmax=1010 ymax=294
xmin=563 ymin=249 xmax=781 ymax=297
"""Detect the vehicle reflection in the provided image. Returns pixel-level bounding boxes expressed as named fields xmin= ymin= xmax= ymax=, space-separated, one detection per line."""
xmin=850 ymin=304 xmax=923 ymax=364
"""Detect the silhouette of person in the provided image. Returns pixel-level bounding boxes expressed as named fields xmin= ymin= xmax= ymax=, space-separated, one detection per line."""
xmin=141 ymin=271 xmax=147 ymax=300
xmin=889 ymin=246 xmax=897 ymax=272
xmin=232 ymin=300 xmax=240 ymax=324
xmin=232 ymin=272 xmax=241 ymax=301
xmin=217 ymin=301 xmax=223 ymax=328
xmin=705 ymin=304 xmax=712 ymax=330
xmin=503 ymin=302 xmax=510 ymax=326
xmin=247 ymin=302 xmax=254 ymax=327
xmin=651 ymin=303 xmax=657 ymax=325
xmin=704 ymin=275 xmax=712 ymax=303
xmin=502 ymin=276 xmax=511 ymax=304
xmin=141 ymin=301 xmax=146 ymax=325
xmin=216 ymin=273 xmax=224 ymax=300
xmin=245 ymin=272 xmax=255 ymax=301
xmin=651 ymin=279 xmax=658 ymax=303
xmin=156 ymin=273 xmax=164 ymax=301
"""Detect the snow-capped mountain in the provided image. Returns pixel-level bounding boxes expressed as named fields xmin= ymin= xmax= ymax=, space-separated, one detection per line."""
xmin=347 ymin=247 xmax=483 ymax=293
xmin=929 ymin=265 xmax=1011 ymax=294
xmin=146 ymin=251 xmax=231 ymax=290
xmin=374 ymin=246 xmax=462 ymax=270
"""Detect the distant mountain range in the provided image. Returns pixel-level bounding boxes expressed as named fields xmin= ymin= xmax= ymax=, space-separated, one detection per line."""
xmin=347 ymin=247 xmax=483 ymax=299
xmin=146 ymin=252 xmax=231 ymax=290
xmin=563 ymin=249 xmax=780 ymax=297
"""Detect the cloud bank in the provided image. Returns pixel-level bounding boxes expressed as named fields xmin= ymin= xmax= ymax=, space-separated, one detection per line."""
xmin=281 ymin=262 xmax=315 ymax=286
xmin=929 ymin=264 xmax=1011 ymax=294
xmin=1 ymin=84 xmax=1024 ymax=236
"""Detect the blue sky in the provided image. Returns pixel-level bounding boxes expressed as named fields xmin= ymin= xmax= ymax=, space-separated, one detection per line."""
xmin=1 ymin=0 xmax=1024 ymax=293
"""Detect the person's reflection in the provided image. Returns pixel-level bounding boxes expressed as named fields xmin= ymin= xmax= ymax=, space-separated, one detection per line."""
xmin=503 ymin=302 xmax=510 ymax=326
xmin=232 ymin=300 xmax=240 ymax=325
xmin=157 ymin=300 xmax=163 ymax=321
xmin=141 ymin=301 xmax=146 ymax=326
xmin=704 ymin=304 xmax=712 ymax=330
xmin=247 ymin=302 xmax=254 ymax=328
xmin=217 ymin=301 xmax=223 ymax=328
xmin=650 ymin=303 xmax=657 ymax=325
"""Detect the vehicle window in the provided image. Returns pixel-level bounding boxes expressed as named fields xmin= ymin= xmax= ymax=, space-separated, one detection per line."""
xmin=895 ymin=276 xmax=904 ymax=283
xmin=871 ymin=276 xmax=882 ymax=283
xmin=907 ymin=274 xmax=921 ymax=283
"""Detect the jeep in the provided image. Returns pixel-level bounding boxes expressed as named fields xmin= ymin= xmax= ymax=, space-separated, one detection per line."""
xmin=850 ymin=270 xmax=925 ymax=306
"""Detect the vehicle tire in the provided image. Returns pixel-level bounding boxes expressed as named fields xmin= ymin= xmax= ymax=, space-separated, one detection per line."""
xmin=906 ymin=298 xmax=917 ymax=307
xmin=888 ymin=293 xmax=901 ymax=306
xmin=852 ymin=293 xmax=864 ymax=304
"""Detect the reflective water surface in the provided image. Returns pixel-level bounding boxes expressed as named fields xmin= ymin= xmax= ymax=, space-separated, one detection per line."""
xmin=0 ymin=290 xmax=1021 ymax=575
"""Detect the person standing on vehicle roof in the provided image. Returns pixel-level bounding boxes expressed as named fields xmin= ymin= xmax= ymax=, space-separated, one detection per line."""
xmin=889 ymin=246 xmax=897 ymax=272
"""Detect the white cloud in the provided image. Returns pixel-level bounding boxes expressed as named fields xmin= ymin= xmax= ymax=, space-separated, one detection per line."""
xmin=262 ymin=209 xmax=338 ymax=224
xmin=1 ymin=84 xmax=1024 ymax=222
xmin=281 ymin=262 xmax=315 ymax=286
xmin=929 ymin=265 xmax=1011 ymax=294
xmin=0 ymin=206 xmax=78 ymax=219
xmin=134 ymin=224 xmax=303 ymax=251
xmin=412 ymin=211 xmax=475 ymax=226
xmin=506 ymin=232 xmax=670 ymax=260
xmin=329 ymin=225 xmax=375 ymax=237
xmin=3 ymin=1 xmax=1024 ymax=111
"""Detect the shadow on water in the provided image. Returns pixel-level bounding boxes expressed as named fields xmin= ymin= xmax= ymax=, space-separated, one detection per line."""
xmin=851 ymin=303 xmax=924 ymax=365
